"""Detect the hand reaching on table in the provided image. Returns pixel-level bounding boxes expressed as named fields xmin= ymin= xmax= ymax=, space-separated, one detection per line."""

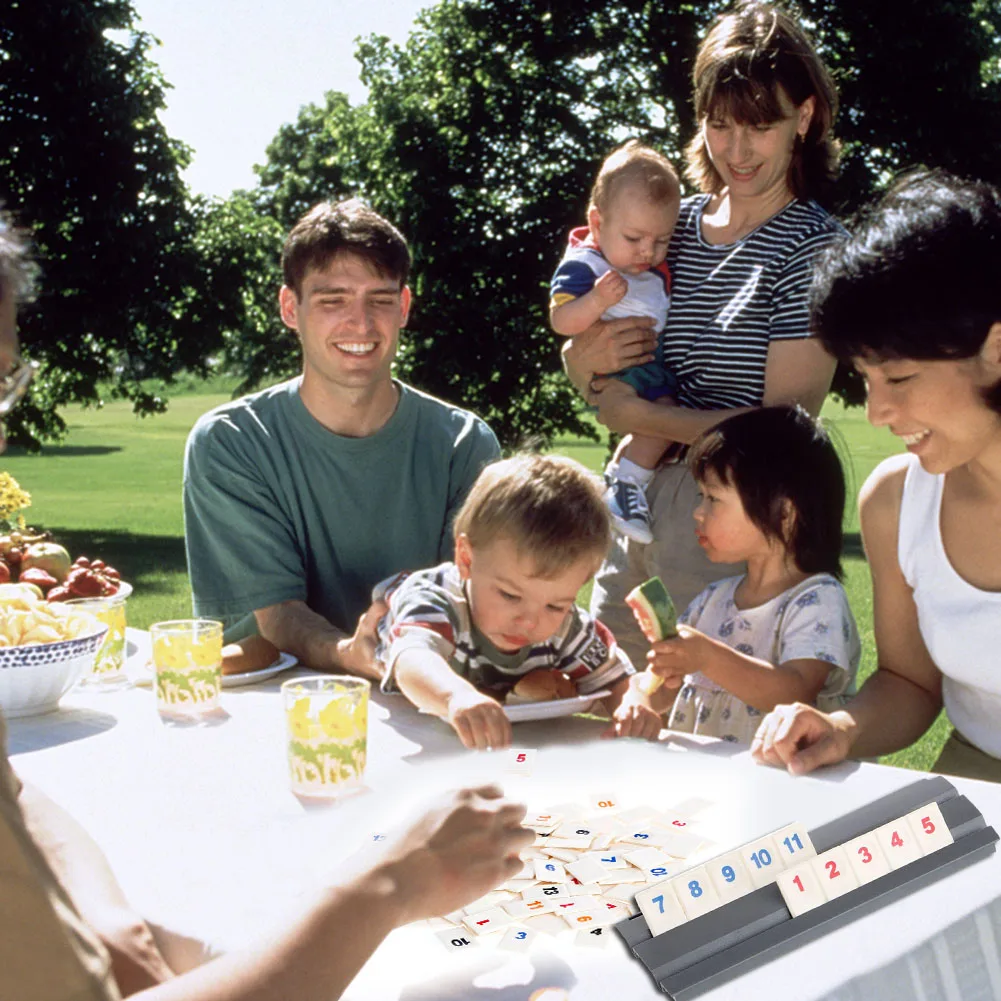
xmin=446 ymin=687 xmax=513 ymax=750
xmin=751 ymin=702 xmax=856 ymax=775
xmin=381 ymin=784 xmax=533 ymax=925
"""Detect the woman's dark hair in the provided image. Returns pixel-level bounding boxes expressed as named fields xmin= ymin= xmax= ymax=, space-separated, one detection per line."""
xmin=812 ymin=168 xmax=1001 ymax=414
xmin=685 ymin=1 xmax=840 ymax=201
xmin=689 ymin=405 xmax=846 ymax=578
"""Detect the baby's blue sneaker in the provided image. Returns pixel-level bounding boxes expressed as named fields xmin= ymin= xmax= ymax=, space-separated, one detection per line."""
xmin=605 ymin=474 xmax=653 ymax=545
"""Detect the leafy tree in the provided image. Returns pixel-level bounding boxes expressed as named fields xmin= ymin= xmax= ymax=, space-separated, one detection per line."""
xmin=0 ymin=1 xmax=212 ymax=448
xmin=243 ymin=0 xmax=1001 ymax=440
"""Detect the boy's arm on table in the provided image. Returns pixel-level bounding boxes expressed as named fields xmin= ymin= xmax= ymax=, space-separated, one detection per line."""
xmin=19 ymin=780 xmax=177 ymax=994
xmin=131 ymin=786 xmax=533 ymax=1001
xmin=255 ymin=599 xmax=386 ymax=682
xmin=751 ymin=459 xmax=945 ymax=775
xmin=394 ymin=647 xmax=512 ymax=750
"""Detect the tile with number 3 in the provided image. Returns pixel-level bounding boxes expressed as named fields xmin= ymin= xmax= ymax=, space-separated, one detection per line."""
xmin=841 ymin=832 xmax=891 ymax=884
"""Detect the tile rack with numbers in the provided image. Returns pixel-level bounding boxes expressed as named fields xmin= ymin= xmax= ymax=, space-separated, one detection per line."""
xmin=614 ymin=776 xmax=998 ymax=1000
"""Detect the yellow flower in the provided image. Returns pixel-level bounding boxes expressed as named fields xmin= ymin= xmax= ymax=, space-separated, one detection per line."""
xmin=0 ymin=473 xmax=31 ymax=523
xmin=319 ymin=698 xmax=361 ymax=740
xmin=287 ymin=698 xmax=315 ymax=740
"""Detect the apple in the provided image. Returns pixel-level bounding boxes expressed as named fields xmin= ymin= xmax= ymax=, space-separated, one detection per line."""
xmin=19 ymin=567 xmax=59 ymax=594
xmin=21 ymin=542 xmax=72 ymax=583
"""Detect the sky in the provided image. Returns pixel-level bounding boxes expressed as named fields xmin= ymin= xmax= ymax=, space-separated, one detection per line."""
xmin=130 ymin=0 xmax=432 ymax=198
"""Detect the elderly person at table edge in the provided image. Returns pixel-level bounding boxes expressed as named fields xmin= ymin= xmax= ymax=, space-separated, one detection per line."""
xmin=563 ymin=1 xmax=843 ymax=673
xmin=753 ymin=170 xmax=1001 ymax=785
xmin=0 ymin=208 xmax=533 ymax=999
xmin=183 ymin=199 xmax=499 ymax=679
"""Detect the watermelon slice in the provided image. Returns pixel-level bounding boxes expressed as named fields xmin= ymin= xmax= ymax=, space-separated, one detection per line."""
xmin=625 ymin=576 xmax=678 ymax=694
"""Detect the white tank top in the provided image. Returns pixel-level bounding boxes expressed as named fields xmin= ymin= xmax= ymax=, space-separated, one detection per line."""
xmin=897 ymin=454 xmax=1001 ymax=758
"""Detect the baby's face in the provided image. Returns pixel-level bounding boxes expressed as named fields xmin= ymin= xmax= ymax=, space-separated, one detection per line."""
xmin=590 ymin=183 xmax=679 ymax=275
xmin=456 ymin=535 xmax=596 ymax=654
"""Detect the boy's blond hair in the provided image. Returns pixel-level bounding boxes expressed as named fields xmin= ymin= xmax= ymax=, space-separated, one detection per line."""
xmin=453 ymin=454 xmax=610 ymax=578
xmin=589 ymin=140 xmax=681 ymax=215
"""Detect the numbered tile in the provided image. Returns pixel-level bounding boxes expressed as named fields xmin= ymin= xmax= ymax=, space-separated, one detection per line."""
xmin=505 ymin=748 xmax=536 ymax=775
xmin=875 ymin=819 xmax=923 ymax=870
xmin=623 ymin=829 xmax=667 ymax=848
xmin=589 ymin=850 xmax=629 ymax=870
xmin=601 ymin=897 xmax=635 ymax=918
xmin=576 ymin=926 xmax=608 ymax=948
xmin=842 ymin=832 xmax=891 ymax=884
xmin=436 ymin=928 xmax=478 ymax=952
xmin=525 ymin=811 xmax=563 ymax=831
xmin=499 ymin=925 xmax=536 ymax=952
xmin=566 ymin=855 xmax=610 ymax=885
xmin=555 ymin=821 xmax=598 ymax=839
xmin=905 ymin=802 xmax=954 ymax=856
xmin=534 ymin=859 xmax=568 ymax=883
xmin=776 ymin=862 xmax=827 ymax=918
xmin=772 ymin=823 xmax=817 ymax=867
xmin=635 ymin=879 xmax=688 ymax=936
xmin=523 ymin=883 xmax=570 ymax=901
xmin=672 ymin=865 xmax=723 ymax=920
xmin=739 ymin=835 xmax=785 ymax=888
xmin=706 ymin=851 xmax=755 ymax=903
xmin=589 ymin=794 xmax=621 ymax=812
xmin=505 ymin=897 xmax=555 ymax=919
xmin=462 ymin=907 xmax=513 ymax=935
xmin=812 ymin=846 xmax=859 ymax=900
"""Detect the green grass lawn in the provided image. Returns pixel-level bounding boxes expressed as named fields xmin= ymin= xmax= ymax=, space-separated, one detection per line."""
xmin=0 ymin=387 xmax=950 ymax=772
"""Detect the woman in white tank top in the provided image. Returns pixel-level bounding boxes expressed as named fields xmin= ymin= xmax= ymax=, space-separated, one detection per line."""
xmin=752 ymin=169 xmax=1001 ymax=782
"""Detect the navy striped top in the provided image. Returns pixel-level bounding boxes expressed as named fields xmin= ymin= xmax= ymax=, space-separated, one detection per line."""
xmin=661 ymin=194 xmax=843 ymax=411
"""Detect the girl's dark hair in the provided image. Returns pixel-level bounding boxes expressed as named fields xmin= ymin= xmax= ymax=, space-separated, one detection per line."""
xmin=689 ymin=405 xmax=846 ymax=578
xmin=812 ymin=168 xmax=1001 ymax=414
xmin=684 ymin=1 xmax=840 ymax=202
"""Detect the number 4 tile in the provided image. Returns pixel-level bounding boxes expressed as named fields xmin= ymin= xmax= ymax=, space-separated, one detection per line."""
xmin=875 ymin=818 xmax=923 ymax=870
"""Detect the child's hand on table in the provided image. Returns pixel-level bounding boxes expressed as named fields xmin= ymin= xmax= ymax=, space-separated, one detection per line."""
xmin=446 ymin=688 xmax=513 ymax=750
xmin=601 ymin=673 xmax=663 ymax=740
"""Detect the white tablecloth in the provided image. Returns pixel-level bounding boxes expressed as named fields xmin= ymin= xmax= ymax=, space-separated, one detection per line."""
xmin=7 ymin=630 xmax=1001 ymax=1001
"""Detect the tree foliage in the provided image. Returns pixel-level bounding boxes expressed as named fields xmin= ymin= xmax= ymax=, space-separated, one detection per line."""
xmin=0 ymin=1 xmax=212 ymax=448
xmin=234 ymin=0 xmax=1001 ymax=443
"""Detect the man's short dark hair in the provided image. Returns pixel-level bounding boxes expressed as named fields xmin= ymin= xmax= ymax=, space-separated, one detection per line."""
xmin=281 ymin=199 xmax=411 ymax=297
xmin=0 ymin=206 xmax=38 ymax=305
xmin=812 ymin=168 xmax=1001 ymax=414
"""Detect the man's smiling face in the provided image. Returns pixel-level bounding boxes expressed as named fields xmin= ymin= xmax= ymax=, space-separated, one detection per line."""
xmin=279 ymin=252 xmax=411 ymax=395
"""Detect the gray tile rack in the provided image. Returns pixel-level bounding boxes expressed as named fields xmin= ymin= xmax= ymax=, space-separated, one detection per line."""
xmin=614 ymin=776 xmax=999 ymax=999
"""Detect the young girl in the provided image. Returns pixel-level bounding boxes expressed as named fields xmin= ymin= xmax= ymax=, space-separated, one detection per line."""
xmin=649 ymin=405 xmax=860 ymax=744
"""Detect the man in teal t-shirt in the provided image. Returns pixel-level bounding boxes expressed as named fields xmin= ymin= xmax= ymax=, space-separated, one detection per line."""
xmin=183 ymin=200 xmax=499 ymax=679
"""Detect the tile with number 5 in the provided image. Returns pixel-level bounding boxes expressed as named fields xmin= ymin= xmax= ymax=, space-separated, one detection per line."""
xmin=905 ymin=802 xmax=954 ymax=856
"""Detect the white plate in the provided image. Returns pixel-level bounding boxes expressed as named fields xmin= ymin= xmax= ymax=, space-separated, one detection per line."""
xmin=503 ymin=689 xmax=610 ymax=723
xmin=133 ymin=652 xmax=299 ymax=688
xmin=220 ymin=651 xmax=299 ymax=688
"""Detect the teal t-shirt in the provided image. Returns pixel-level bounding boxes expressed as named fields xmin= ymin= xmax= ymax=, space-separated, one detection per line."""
xmin=183 ymin=379 xmax=499 ymax=638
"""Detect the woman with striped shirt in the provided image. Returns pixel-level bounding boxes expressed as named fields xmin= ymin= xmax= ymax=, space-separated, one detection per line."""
xmin=564 ymin=1 xmax=843 ymax=673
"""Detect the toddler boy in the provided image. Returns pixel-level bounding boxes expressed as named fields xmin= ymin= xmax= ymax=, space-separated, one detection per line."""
xmin=375 ymin=454 xmax=662 ymax=749
xmin=550 ymin=141 xmax=682 ymax=545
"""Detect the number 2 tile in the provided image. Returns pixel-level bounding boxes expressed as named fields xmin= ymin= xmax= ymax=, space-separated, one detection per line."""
xmin=811 ymin=846 xmax=860 ymax=900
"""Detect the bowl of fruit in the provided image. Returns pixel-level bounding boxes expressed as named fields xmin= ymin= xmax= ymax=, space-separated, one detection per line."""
xmin=0 ymin=535 xmax=129 ymax=603
xmin=0 ymin=587 xmax=108 ymax=717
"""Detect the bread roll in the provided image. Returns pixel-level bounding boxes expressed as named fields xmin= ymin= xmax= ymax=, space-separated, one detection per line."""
xmin=221 ymin=635 xmax=281 ymax=675
xmin=506 ymin=668 xmax=577 ymax=704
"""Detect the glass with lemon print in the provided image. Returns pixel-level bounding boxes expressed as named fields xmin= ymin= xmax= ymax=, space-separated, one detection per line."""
xmin=281 ymin=676 xmax=370 ymax=798
xmin=151 ymin=619 xmax=223 ymax=716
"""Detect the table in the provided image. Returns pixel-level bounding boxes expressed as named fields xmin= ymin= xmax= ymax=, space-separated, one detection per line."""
xmin=8 ymin=631 xmax=1001 ymax=1001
